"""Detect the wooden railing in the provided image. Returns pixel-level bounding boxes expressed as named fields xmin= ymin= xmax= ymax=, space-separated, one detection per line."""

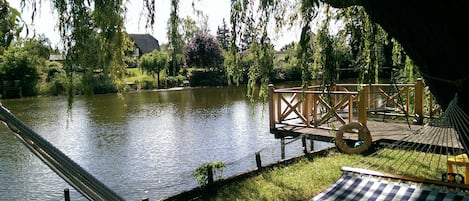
xmin=269 ymin=78 xmax=439 ymax=130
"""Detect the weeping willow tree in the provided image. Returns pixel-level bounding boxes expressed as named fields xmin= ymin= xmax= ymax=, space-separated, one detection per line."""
xmin=1 ymin=1 xmax=24 ymax=54
xmin=16 ymin=0 xmax=130 ymax=99
xmin=167 ymin=0 xmax=185 ymax=77
xmin=15 ymin=0 xmax=419 ymax=99
xmin=226 ymin=0 xmax=289 ymax=102
xmin=225 ymin=0 xmax=418 ymax=103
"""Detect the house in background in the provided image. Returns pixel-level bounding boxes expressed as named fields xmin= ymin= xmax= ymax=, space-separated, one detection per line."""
xmin=126 ymin=34 xmax=160 ymax=68
xmin=48 ymin=54 xmax=65 ymax=63
xmin=128 ymin=33 xmax=160 ymax=58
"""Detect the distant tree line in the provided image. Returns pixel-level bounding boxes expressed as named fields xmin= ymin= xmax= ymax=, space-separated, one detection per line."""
xmin=0 ymin=1 xmax=420 ymax=100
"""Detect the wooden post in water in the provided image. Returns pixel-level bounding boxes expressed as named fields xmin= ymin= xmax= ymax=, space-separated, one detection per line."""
xmin=142 ymin=190 xmax=150 ymax=201
xmin=310 ymin=137 xmax=314 ymax=151
xmin=207 ymin=165 xmax=214 ymax=185
xmin=281 ymin=137 xmax=285 ymax=159
xmin=64 ymin=188 xmax=70 ymax=201
xmin=415 ymin=78 xmax=424 ymax=125
xmin=302 ymin=136 xmax=307 ymax=154
xmin=255 ymin=152 xmax=262 ymax=171
xmin=269 ymin=84 xmax=275 ymax=130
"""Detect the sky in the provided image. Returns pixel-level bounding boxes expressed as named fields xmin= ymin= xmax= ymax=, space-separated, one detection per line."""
xmin=9 ymin=0 xmax=301 ymax=50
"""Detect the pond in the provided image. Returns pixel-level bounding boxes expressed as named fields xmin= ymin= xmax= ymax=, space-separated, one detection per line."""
xmin=0 ymin=85 xmax=331 ymax=200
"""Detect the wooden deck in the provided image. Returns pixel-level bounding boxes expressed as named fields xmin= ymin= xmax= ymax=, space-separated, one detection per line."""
xmin=272 ymin=119 xmax=417 ymax=140
xmin=270 ymin=118 xmax=464 ymax=152
xmin=266 ymin=80 xmax=462 ymax=153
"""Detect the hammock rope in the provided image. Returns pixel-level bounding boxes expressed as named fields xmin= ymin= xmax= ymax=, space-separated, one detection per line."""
xmin=0 ymin=104 xmax=125 ymax=201
xmin=312 ymin=94 xmax=469 ymax=200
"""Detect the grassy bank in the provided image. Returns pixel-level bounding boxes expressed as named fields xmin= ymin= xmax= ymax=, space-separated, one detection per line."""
xmin=191 ymin=146 xmax=459 ymax=201
xmin=198 ymin=151 xmax=362 ymax=201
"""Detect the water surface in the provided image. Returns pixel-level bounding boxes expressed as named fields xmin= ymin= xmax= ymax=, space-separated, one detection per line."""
xmin=0 ymin=86 xmax=329 ymax=200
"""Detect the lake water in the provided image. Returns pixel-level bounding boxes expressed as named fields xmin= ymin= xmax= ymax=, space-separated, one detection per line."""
xmin=0 ymin=85 xmax=331 ymax=200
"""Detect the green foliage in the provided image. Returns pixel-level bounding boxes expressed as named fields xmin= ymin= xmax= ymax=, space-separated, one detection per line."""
xmin=39 ymin=61 xmax=67 ymax=96
xmin=88 ymin=75 xmax=117 ymax=94
xmin=0 ymin=1 xmax=23 ymax=53
xmin=0 ymin=43 xmax=43 ymax=97
xmin=297 ymin=22 xmax=314 ymax=88
xmin=185 ymin=32 xmax=224 ymax=71
xmin=272 ymin=43 xmax=302 ymax=82
xmin=167 ymin=0 xmax=185 ymax=76
xmin=338 ymin=6 xmax=389 ymax=84
xmin=20 ymin=34 xmax=52 ymax=59
xmin=139 ymin=50 xmax=169 ymax=77
xmin=163 ymin=75 xmax=186 ymax=88
xmin=203 ymin=149 xmax=448 ymax=201
xmin=192 ymin=161 xmax=226 ymax=186
xmin=246 ymin=39 xmax=275 ymax=103
xmin=224 ymin=49 xmax=243 ymax=85
xmin=391 ymin=38 xmax=420 ymax=83
xmin=13 ymin=0 xmax=421 ymax=99
xmin=202 ymin=152 xmax=360 ymax=201
xmin=139 ymin=50 xmax=169 ymax=88
xmin=189 ymin=69 xmax=227 ymax=87
xmin=228 ymin=0 xmax=277 ymax=103
xmin=139 ymin=77 xmax=157 ymax=90
xmin=181 ymin=17 xmax=201 ymax=43
xmin=52 ymin=0 xmax=127 ymax=96
xmin=216 ymin=18 xmax=230 ymax=51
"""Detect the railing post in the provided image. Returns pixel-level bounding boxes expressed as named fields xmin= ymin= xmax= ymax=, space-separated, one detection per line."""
xmin=313 ymin=94 xmax=318 ymax=127
xmin=415 ymin=78 xmax=424 ymax=125
xmin=277 ymin=91 xmax=281 ymax=124
xmin=372 ymin=85 xmax=377 ymax=111
xmin=348 ymin=94 xmax=353 ymax=123
xmin=304 ymin=93 xmax=312 ymax=127
xmin=405 ymin=86 xmax=410 ymax=115
xmin=302 ymin=92 xmax=307 ymax=126
xmin=358 ymin=85 xmax=368 ymax=126
xmin=269 ymin=84 xmax=275 ymax=129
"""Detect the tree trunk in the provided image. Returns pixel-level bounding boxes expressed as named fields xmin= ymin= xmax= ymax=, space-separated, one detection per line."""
xmin=157 ymin=72 xmax=160 ymax=89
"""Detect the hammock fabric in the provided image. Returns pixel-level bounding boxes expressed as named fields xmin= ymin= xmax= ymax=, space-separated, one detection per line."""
xmin=312 ymin=167 xmax=469 ymax=201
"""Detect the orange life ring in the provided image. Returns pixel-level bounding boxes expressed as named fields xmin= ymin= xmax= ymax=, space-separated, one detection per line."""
xmin=335 ymin=122 xmax=372 ymax=154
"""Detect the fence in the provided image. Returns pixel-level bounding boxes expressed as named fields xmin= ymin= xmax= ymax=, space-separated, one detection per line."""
xmin=269 ymin=78 xmax=440 ymax=130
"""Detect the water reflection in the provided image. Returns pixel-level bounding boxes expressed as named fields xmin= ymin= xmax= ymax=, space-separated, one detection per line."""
xmin=0 ymin=86 xmax=331 ymax=200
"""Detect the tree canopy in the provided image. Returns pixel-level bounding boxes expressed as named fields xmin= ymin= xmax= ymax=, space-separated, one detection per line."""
xmin=139 ymin=50 xmax=169 ymax=88
xmin=0 ymin=1 xmax=23 ymax=53
xmin=10 ymin=0 xmax=467 ymax=111
xmin=185 ymin=32 xmax=224 ymax=70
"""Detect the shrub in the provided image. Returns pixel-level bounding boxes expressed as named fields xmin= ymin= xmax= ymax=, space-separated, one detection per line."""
xmin=192 ymin=161 xmax=226 ymax=186
xmin=189 ymin=70 xmax=227 ymax=87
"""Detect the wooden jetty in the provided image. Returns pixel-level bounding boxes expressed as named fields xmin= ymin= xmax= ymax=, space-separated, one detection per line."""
xmin=267 ymin=78 xmax=462 ymax=152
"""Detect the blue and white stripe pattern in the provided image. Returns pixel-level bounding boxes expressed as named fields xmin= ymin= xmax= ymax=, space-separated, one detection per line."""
xmin=312 ymin=173 xmax=469 ymax=201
